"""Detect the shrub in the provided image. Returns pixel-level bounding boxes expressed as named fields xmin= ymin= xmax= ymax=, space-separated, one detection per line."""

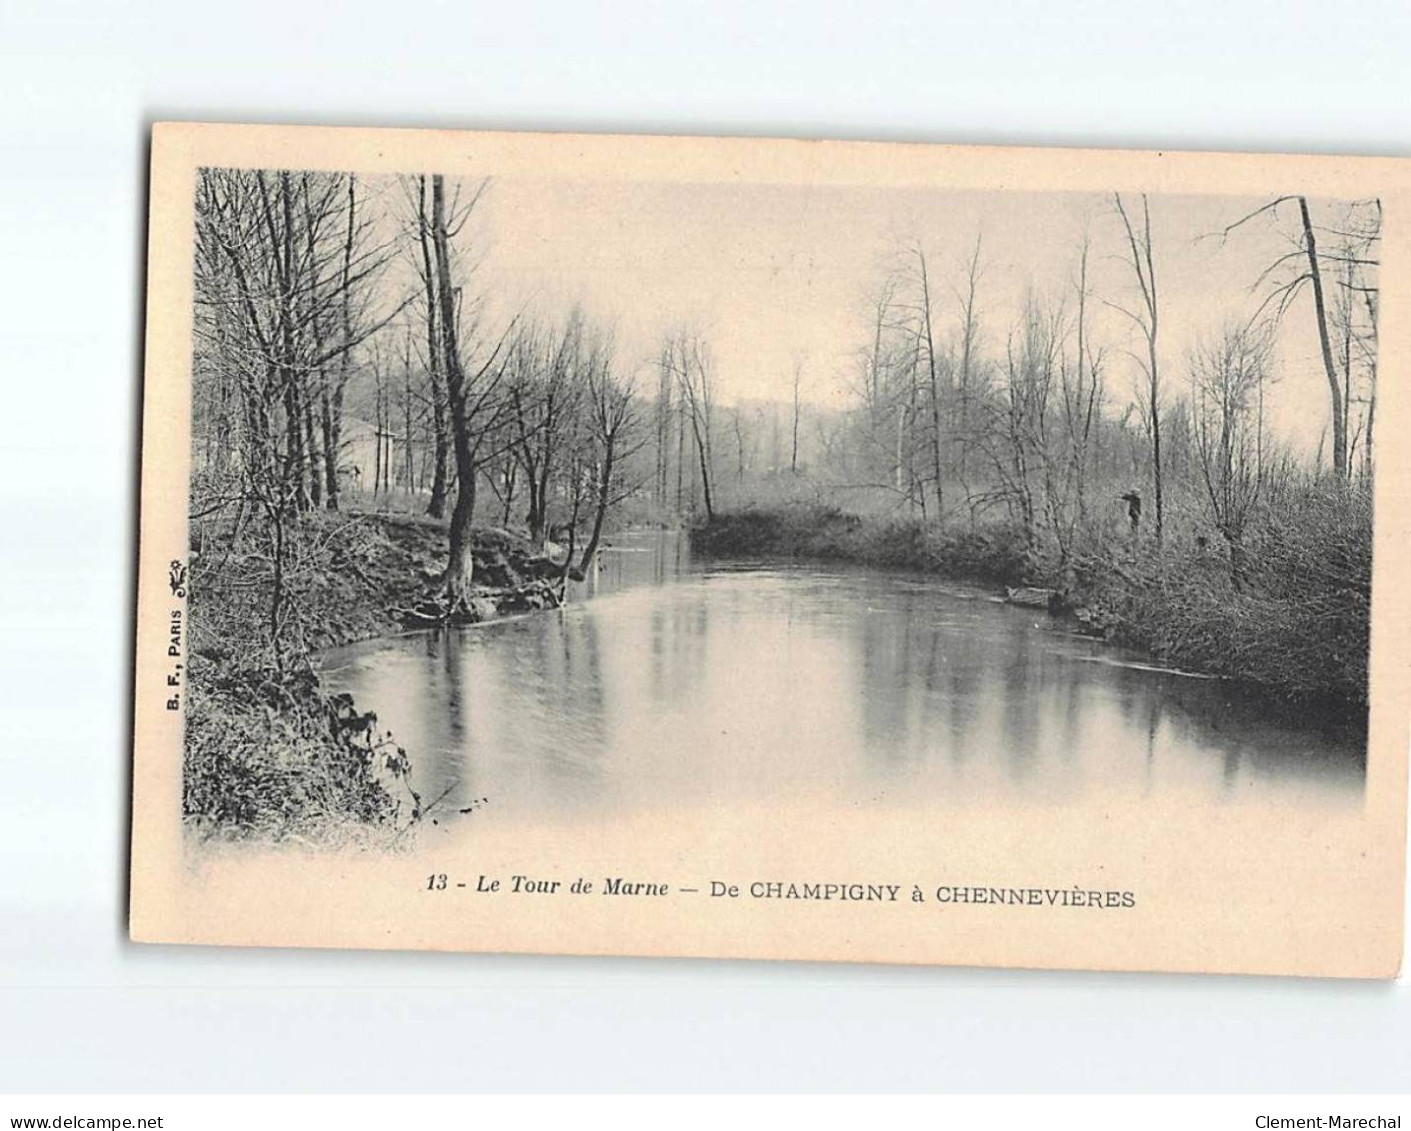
xmin=183 ymin=656 xmax=418 ymax=843
xmin=1071 ymin=478 xmax=1371 ymax=704
xmin=691 ymin=505 xmax=1031 ymax=586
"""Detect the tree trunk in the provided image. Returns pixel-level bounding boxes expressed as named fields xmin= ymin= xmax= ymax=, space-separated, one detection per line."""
xmin=324 ymin=175 xmax=357 ymax=510
xmin=527 ymin=450 xmax=552 ymax=546
xmin=430 ymin=175 xmax=476 ymax=603
xmin=655 ymin=353 xmax=672 ymax=507
xmin=320 ymin=387 xmax=340 ymax=510
xmin=404 ymin=362 xmax=414 ymax=493
xmin=373 ymin=382 xmax=383 ymax=496
xmin=419 ymin=176 xmax=451 ymax=519
xmin=303 ymin=395 xmax=322 ymax=507
xmin=917 ymin=249 xmax=945 ymax=522
xmin=1299 ymin=196 xmax=1348 ymax=480
xmin=790 ymin=364 xmax=801 ymax=474
xmin=283 ymin=381 xmax=308 ymax=510
xmin=675 ymin=406 xmax=686 ymax=512
xmin=1115 ymin=193 xmax=1163 ymax=543
xmin=958 ymin=237 xmax=980 ymax=486
xmin=691 ymin=417 xmax=714 ymax=521
xmin=578 ymin=443 xmax=616 ymax=570
xmin=500 ymin=460 xmax=516 ymax=526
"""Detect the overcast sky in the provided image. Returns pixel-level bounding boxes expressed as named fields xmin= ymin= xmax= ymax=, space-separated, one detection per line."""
xmin=383 ymin=176 xmax=1368 ymax=458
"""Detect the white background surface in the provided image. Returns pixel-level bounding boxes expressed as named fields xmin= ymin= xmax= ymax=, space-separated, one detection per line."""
xmin=1 ymin=0 xmax=1408 ymax=1093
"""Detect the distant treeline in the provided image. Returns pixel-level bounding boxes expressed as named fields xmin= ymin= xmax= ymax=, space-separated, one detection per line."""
xmin=190 ymin=172 xmax=1379 ymax=717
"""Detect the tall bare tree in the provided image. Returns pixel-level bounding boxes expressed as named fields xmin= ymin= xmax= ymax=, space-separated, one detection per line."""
xmin=576 ymin=338 xmax=644 ymax=571
xmin=1111 ymin=192 xmax=1164 ymax=542
xmin=912 ymin=244 xmax=946 ymax=520
xmin=505 ymin=312 xmax=586 ymax=545
xmin=665 ymin=330 xmax=717 ymax=520
xmin=1189 ymin=322 xmax=1272 ymax=587
xmin=1218 ymin=195 xmax=1381 ymax=481
xmin=790 ymin=355 xmax=803 ymax=475
xmin=954 ymin=235 xmax=984 ymax=493
xmin=192 ymin=166 xmax=399 ymax=655
xmin=428 ymin=173 xmax=514 ymax=605
xmin=413 ymin=175 xmax=451 ymax=517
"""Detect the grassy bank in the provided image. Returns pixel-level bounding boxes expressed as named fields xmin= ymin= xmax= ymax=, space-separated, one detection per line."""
xmin=692 ymin=505 xmax=1034 ymax=585
xmin=691 ymin=502 xmax=1370 ymax=706
xmin=184 ymin=511 xmax=563 ymax=843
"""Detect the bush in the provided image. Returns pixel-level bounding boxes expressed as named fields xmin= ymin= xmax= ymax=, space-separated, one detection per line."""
xmin=183 ymin=656 xmax=418 ymax=843
xmin=689 ymin=505 xmax=859 ymax=558
xmin=930 ymin=524 xmax=1033 ymax=585
xmin=691 ymin=505 xmax=1031 ymax=586
xmin=1071 ymin=478 xmax=1371 ymax=704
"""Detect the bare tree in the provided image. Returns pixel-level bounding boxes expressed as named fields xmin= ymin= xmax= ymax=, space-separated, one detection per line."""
xmin=954 ymin=234 xmax=984 ymax=496
xmin=1297 ymin=196 xmax=1346 ymax=478
xmin=654 ymin=346 xmax=675 ymax=511
xmin=428 ymin=173 xmax=514 ymax=605
xmin=1037 ymin=233 xmax=1107 ymax=568
xmin=790 ymin=355 xmax=803 ymax=475
xmin=665 ymin=330 xmax=717 ymax=520
xmin=1189 ymin=322 xmax=1273 ymax=587
xmin=1111 ymin=192 xmax=1165 ymax=543
xmin=1217 ymin=195 xmax=1381 ymax=481
xmin=505 ymin=311 xmax=586 ymax=545
xmin=912 ymin=243 xmax=946 ymax=520
xmin=191 ymin=166 xmax=400 ymax=657
xmin=576 ymin=338 xmax=644 ymax=571
xmin=1327 ymin=201 xmax=1381 ymax=478
xmin=988 ymin=295 xmax=1062 ymax=551
xmin=732 ymin=407 xmax=748 ymax=485
xmin=412 ymin=175 xmax=451 ymax=517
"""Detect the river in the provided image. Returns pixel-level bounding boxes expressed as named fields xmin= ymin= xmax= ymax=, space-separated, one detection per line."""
xmin=318 ymin=529 xmax=1366 ymax=824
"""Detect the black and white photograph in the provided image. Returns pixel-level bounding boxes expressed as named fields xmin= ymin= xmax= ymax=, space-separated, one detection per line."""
xmin=125 ymin=125 xmax=1407 ymax=979
xmin=185 ymin=174 xmax=1377 ymax=839
xmin=4 ymin=1 xmax=1411 ymax=1112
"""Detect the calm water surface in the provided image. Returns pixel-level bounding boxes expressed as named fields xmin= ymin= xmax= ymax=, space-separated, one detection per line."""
xmin=319 ymin=530 xmax=1366 ymax=821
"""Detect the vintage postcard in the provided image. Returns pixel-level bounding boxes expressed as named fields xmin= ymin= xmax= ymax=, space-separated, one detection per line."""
xmin=130 ymin=122 xmax=1409 ymax=976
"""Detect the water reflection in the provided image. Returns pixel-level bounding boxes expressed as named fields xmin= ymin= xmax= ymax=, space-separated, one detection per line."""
xmin=320 ymin=530 xmax=1366 ymax=822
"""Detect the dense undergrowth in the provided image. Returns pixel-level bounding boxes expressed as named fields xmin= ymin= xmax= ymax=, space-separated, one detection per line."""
xmin=183 ymin=659 xmax=417 ymax=844
xmin=691 ymin=505 xmax=1031 ymax=584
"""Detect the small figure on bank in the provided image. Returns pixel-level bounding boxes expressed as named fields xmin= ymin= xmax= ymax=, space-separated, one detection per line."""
xmin=1119 ymin=490 xmax=1142 ymax=536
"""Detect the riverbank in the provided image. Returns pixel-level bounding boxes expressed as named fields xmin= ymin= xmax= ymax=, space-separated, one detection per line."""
xmin=690 ymin=506 xmax=1031 ymax=585
xmin=691 ymin=504 xmax=1370 ymax=707
xmin=184 ymin=511 xmax=569 ymax=843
